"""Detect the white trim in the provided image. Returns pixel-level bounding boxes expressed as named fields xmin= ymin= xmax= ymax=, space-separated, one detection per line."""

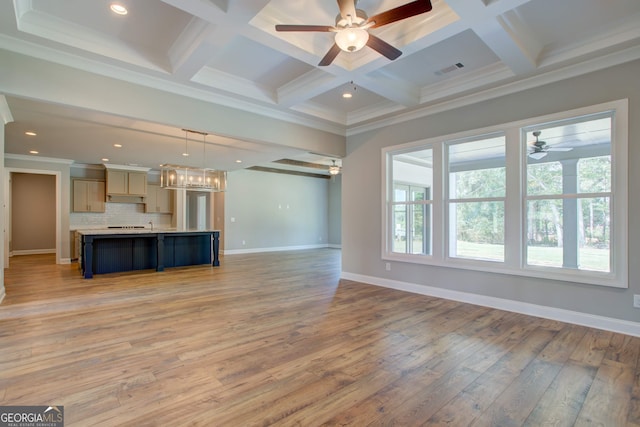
xmin=103 ymin=163 xmax=151 ymax=172
xmin=224 ymin=243 xmax=329 ymax=255
xmin=0 ymin=95 xmax=14 ymax=124
xmin=11 ymin=249 xmax=55 ymax=256
xmin=4 ymin=154 xmax=74 ymax=164
xmin=341 ymin=271 xmax=640 ymax=338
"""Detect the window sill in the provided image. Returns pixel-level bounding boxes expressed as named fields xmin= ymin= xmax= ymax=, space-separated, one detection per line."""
xmin=382 ymin=252 xmax=627 ymax=289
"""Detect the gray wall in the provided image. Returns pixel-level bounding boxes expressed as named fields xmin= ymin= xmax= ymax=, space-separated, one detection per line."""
xmin=225 ymin=169 xmax=330 ymax=251
xmin=10 ymin=173 xmax=56 ymax=252
xmin=343 ymin=59 xmax=640 ymax=323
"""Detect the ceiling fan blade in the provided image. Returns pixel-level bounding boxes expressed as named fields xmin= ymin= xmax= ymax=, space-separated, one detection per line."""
xmin=337 ymin=0 xmax=357 ymax=20
xmin=318 ymin=43 xmax=342 ymax=66
xmin=367 ymin=0 xmax=433 ymax=28
xmin=366 ymin=34 xmax=402 ymax=60
xmin=276 ymin=25 xmax=334 ymax=32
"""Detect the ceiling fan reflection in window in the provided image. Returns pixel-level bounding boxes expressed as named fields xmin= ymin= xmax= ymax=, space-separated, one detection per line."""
xmin=528 ymin=131 xmax=573 ymax=160
xmin=275 ymin=0 xmax=433 ymax=66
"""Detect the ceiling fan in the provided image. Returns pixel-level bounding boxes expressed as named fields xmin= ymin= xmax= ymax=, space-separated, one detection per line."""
xmin=528 ymin=131 xmax=572 ymax=160
xmin=275 ymin=0 xmax=433 ymax=66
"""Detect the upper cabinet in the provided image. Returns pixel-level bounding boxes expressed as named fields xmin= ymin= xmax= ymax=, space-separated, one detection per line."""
xmin=72 ymin=179 xmax=105 ymax=212
xmin=145 ymin=184 xmax=173 ymax=213
xmin=106 ymin=170 xmax=147 ymax=197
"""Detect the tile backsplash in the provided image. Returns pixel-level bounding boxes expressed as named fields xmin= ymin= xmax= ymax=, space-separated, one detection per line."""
xmin=70 ymin=202 xmax=172 ymax=230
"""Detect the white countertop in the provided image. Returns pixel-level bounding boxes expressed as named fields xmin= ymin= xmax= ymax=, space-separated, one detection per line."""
xmin=76 ymin=228 xmax=219 ymax=235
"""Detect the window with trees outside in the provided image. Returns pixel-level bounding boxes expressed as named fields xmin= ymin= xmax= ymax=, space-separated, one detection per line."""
xmin=383 ymin=99 xmax=628 ymax=288
xmin=390 ymin=148 xmax=432 ymax=255
xmin=447 ymin=134 xmax=505 ymax=262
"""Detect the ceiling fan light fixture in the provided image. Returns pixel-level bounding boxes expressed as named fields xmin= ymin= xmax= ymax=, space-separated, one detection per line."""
xmin=329 ymin=160 xmax=341 ymax=176
xmin=335 ymin=27 xmax=369 ymax=52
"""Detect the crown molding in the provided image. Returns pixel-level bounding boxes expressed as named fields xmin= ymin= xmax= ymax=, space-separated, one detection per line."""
xmin=5 ymin=153 xmax=74 ymax=164
xmin=0 ymin=95 xmax=14 ymax=125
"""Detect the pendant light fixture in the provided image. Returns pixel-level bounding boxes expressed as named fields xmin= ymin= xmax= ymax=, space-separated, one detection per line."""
xmin=161 ymin=129 xmax=227 ymax=192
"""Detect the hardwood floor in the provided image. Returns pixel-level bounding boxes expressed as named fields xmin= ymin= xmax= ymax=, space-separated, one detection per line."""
xmin=1 ymin=249 xmax=639 ymax=426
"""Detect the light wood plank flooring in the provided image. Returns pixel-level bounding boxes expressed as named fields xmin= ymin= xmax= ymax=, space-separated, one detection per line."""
xmin=1 ymin=249 xmax=639 ymax=426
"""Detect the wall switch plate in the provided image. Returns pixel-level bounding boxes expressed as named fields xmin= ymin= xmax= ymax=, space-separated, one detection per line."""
xmin=385 ymin=262 xmax=391 ymax=271
xmin=634 ymin=294 xmax=640 ymax=308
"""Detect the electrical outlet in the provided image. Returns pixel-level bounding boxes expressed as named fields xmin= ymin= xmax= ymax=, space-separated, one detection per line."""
xmin=385 ymin=262 xmax=391 ymax=271
xmin=634 ymin=294 xmax=640 ymax=308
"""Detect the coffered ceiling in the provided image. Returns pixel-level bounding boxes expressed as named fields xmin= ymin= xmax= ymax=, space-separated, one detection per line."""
xmin=1 ymin=0 xmax=639 ymax=172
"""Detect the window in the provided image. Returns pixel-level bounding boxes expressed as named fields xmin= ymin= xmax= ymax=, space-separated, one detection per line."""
xmin=388 ymin=148 xmax=432 ymax=255
xmin=524 ymin=114 xmax=613 ymax=273
xmin=383 ymin=99 xmax=628 ymax=288
xmin=446 ymin=134 xmax=506 ymax=262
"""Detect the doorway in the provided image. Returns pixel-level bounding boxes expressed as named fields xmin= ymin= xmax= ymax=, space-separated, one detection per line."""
xmin=5 ymin=169 xmax=62 ymax=266
xmin=186 ymin=191 xmax=210 ymax=230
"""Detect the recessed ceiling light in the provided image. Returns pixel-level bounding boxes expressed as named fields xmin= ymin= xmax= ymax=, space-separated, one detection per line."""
xmin=342 ymin=93 xmax=353 ymax=99
xmin=25 ymin=131 xmax=37 ymax=136
xmin=113 ymin=144 xmax=122 ymax=148
xmin=102 ymin=158 xmax=109 ymax=162
xmin=110 ymin=3 xmax=128 ymax=15
xmin=182 ymin=153 xmax=189 ymax=157
xmin=235 ymin=160 xmax=242 ymax=163
xmin=29 ymin=150 xmax=39 ymax=154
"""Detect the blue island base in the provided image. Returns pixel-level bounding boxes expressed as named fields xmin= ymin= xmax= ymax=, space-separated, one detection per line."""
xmin=80 ymin=231 xmax=220 ymax=279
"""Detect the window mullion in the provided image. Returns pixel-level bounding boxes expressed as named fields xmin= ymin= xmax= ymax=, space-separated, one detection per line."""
xmin=505 ymin=127 xmax=522 ymax=268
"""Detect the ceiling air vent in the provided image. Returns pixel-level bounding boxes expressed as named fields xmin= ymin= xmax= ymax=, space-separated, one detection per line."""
xmin=435 ymin=62 xmax=464 ymax=76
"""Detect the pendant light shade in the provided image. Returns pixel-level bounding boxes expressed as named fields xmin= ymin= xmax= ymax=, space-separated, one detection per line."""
xmin=335 ymin=27 xmax=369 ymax=52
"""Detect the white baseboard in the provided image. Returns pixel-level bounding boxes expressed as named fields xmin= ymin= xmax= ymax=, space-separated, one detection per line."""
xmin=11 ymin=249 xmax=56 ymax=256
xmin=59 ymin=258 xmax=72 ymax=264
xmin=341 ymin=272 xmax=640 ymax=338
xmin=224 ymin=243 xmax=329 ymax=255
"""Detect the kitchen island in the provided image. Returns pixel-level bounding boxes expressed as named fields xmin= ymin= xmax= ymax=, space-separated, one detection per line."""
xmin=77 ymin=229 xmax=220 ymax=279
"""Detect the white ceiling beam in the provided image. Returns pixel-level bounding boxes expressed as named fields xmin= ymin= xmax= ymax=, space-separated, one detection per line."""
xmin=472 ymin=15 xmax=539 ymax=74
xmin=276 ymin=69 xmax=345 ymax=107
xmin=163 ymin=0 xmax=279 ymax=82
xmin=445 ymin=0 xmax=539 ymax=74
xmin=169 ymin=18 xmax=220 ymax=80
